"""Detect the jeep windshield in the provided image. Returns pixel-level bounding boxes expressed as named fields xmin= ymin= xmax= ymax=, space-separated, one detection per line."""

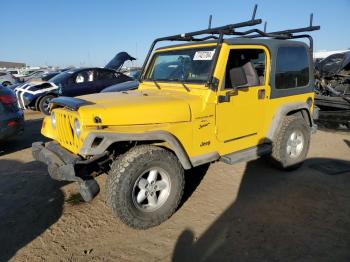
xmin=144 ymin=47 xmax=216 ymax=84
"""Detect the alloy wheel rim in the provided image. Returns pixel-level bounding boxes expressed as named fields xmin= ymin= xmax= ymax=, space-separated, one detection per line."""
xmin=43 ymin=98 xmax=51 ymax=111
xmin=132 ymin=167 xmax=171 ymax=212
xmin=286 ymin=130 xmax=304 ymax=158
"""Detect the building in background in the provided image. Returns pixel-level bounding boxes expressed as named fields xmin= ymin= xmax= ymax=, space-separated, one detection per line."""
xmin=0 ymin=61 xmax=26 ymax=69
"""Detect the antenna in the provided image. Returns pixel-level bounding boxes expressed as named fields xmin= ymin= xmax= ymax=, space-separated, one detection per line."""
xmin=252 ymin=4 xmax=258 ymax=21
xmin=264 ymin=21 xmax=267 ymax=33
xmin=208 ymin=15 xmax=212 ymax=29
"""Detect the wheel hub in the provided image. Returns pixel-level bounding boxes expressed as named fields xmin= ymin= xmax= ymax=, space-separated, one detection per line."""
xmin=145 ymin=181 xmax=157 ymax=195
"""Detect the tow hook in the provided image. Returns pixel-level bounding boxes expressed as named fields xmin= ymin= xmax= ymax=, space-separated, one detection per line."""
xmin=79 ymin=180 xmax=100 ymax=202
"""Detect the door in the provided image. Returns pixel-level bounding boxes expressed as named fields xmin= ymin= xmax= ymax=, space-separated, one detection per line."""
xmin=216 ymin=46 xmax=270 ymax=148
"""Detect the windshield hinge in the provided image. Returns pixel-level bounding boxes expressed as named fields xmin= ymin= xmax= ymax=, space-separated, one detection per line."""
xmin=208 ymin=77 xmax=219 ymax=90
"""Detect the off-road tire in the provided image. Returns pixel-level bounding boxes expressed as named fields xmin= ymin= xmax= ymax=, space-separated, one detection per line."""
xmin=106 ymin=145 xmax=185 ymax=229
xmin=38 ymin=95 xmax=55 ymax=115
xmin=270 ymin=115 xmax=310 ymax=170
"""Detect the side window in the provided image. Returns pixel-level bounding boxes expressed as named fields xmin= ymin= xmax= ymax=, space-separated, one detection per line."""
xmin=97 ymin=70 xmax=116 ymax=80
xmin=0 ymin=72 xmax=6 ymax=76
xmin=275 ymin=46 xmax=309 ymax=89
xmin=225 ymin=49 xmax=266 ymax=89
xmin=73 ymin=70 xmax=94 ymax=84
xmin=86 ymin=70 xmax=94 ymax=82
xmin=75 ymin=72 xmax=85 ymax=83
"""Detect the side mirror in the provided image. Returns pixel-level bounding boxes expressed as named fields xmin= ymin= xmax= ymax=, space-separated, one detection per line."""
xmin=218 ymin=85 xmax=249 ymax=103
xmin=218 ymin=90 xmax=238 ymax=103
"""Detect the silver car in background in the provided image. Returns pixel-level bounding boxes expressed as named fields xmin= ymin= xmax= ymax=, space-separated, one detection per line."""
xmin=0 ymin=72 xmax=18 ymax=86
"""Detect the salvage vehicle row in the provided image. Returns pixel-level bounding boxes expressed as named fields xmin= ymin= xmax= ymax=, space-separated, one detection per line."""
xmin=13 ymin=52 xmax=137 ymax=115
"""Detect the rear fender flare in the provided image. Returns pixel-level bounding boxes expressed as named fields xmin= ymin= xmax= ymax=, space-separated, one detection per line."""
xmin=266 ymin=102 xmax=313 ymax=141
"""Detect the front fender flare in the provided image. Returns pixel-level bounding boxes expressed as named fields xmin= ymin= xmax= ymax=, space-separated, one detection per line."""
xmin=79 ymin=131 xmax=192 ymax=170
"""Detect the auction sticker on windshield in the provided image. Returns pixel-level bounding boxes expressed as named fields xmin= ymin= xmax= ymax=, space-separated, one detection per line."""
xmin=193 ymin=50 xmax=215 ymax=60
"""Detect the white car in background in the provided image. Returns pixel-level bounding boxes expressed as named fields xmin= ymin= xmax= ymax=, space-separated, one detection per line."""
xmin=0 ymin=71 xmax=18 ymax=86
xmin=7 ymin=69 xmax=22 ymax=78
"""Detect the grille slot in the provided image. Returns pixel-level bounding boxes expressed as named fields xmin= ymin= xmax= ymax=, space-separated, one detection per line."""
xmin=56 ymin=111 xmax=79 ymax=151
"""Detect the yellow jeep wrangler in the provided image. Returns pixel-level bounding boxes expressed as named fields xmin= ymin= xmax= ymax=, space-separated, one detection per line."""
xmin=32 ymin=9 xmax=320 ymax=229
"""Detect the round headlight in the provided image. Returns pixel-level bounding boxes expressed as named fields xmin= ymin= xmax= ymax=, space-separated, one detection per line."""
xmin=51 ymin=112 xmax=56 ymax=128
xmin=74 ymin=118 xmax=81 ymax=138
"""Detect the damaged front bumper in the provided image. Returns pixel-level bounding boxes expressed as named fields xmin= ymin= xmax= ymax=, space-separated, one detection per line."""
xmin=32 ymin=141 xmax=104 ymax=201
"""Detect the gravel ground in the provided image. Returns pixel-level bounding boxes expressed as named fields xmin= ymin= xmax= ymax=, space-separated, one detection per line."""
xmin=0 ymin=111 xmax=350 ymax=262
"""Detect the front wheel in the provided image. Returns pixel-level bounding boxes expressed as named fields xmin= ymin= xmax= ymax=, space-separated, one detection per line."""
xmin=106 ymin=145 xmax=185 ymax=229
xmin=270 ymin=115 xmax=311 ymax=170
xmin=38 ymin=95 xmax=55 ymax=115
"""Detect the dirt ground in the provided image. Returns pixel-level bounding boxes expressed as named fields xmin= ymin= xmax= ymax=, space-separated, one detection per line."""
xmin=0 ymin=111 xmax=350 ymax=262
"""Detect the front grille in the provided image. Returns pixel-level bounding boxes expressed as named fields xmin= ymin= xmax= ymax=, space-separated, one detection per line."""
xmin=55 ymin=111 xmax=79 ymax=152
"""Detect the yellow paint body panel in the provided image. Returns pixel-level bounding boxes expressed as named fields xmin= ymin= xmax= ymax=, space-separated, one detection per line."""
xmin=41 ymin=42 xmax=314 ymax=161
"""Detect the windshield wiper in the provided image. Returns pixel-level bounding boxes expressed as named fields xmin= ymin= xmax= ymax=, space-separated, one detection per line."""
xmin=172 ymin=78 xmax=191 ymax=92
xmin=148 ymin=80 xmax=161 ymax=89
xmin=179 ymin=81 xmax=190 ymax=92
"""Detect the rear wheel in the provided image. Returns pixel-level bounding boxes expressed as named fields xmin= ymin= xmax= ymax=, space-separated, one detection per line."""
xmin=270 ymin=115 xmax=311 ymax=170
xmin=106 ymin=145 xmax=185 ymax=229
xmin=2 ymin=81 xmax=11 ymax=86
xmin=38 ymin=95 xmax=55 ymax=115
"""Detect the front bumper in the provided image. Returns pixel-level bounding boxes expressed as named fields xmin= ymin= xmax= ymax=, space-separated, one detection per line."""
xmin=32 ymin=141 xmax=101 ymax=201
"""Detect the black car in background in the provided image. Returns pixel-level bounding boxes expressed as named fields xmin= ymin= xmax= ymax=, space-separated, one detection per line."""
xmin=101 ymin=79 xmax=139 ymax=93
xmin=101 ymin=68 xmax=141 ymax=93
xmin=14 ymin=52 xmax=136 ymax=115
xmin=0 ymin=85 xmax=24 ymax=140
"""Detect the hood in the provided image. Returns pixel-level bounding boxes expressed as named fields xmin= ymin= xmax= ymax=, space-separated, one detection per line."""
xmin=100 ymin=80 xmax=139 ymax=93
xmin=75 ymin=90 xmax=192 ymax=126
xmin=14 ymin=82 xmax=59 ymax=95
xmin=104 ymin=52 xmax=136 ymax=71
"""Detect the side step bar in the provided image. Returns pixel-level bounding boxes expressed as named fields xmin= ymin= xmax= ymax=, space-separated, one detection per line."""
xmin=220 ymin=144 xmax=272 ymax=165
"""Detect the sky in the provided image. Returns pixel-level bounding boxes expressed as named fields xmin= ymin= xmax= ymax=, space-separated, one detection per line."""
xmin=1 ymin=0 xmax=349 ymax=68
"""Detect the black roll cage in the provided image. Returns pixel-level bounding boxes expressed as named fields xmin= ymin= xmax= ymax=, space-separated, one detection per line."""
xmin=139 ymin=5 xmax=320 ymax=89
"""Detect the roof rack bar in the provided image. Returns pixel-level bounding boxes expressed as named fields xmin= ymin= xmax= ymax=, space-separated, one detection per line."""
xmin=244 ymin=25 xmax=320 ymax=39
xmin=290 ymin=34 xmax=314 ymax=51
xmin=140 ymin=4 xmax=263 ymax=82
xmin=234 ymin=28 xmax=289 ymax=39
xmin=241 ymin=24 xmax=319 ymax=50
xmin=154 ymin=18 xmax=262 ymax=42
xmin=265 ymin=25 xmax=320 ymax=37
